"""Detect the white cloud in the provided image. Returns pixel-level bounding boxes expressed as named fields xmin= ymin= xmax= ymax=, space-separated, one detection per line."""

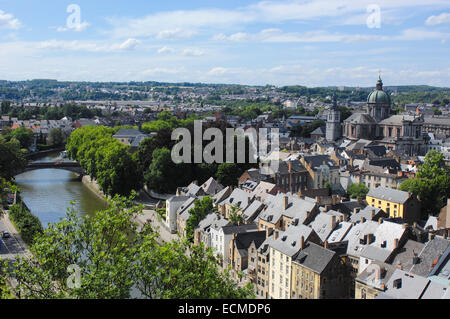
xmin=119 ymin=38 xmax=141 ymax=50
xmin=426 ymin=13 xmax=450 ymax=25
xmin=0 ymin=9 xmax=21 ymax=30
xmin=35 ymin=38 xmax=141 ymax=52
xmin=156 ymin=28 xmax=197 ymax=40
xmin=157 ymin=46 xmax=175 ymax=54
xmin=208 ymin=67 xmax=229 ymax=75
xmin=108 ymin=0 xmax=450 ymax=38
xmin=181 ymin=48 xmax=204 ymax=56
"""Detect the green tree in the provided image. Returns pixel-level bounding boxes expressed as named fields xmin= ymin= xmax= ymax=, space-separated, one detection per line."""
xmin=399 ymin=150 xmax=450 ymax=218
xmin=347 ymin=183 xmax=369 ymax=199
xmin=1 ymin=101 xmax=11 ymax=114
xmin=0 ymin=136 xmax=27 ymax=179
xmin=228 ymin=204 xmax=244 ymax=226
xmin=0 ymin=195 xmax=254 ymax=299
xmin=216 ymin=163 xmax=242 ymax=187
xmin=8 ymin=127 xmax=34 ymax=149
xmin=48 ymin=128 xmax=66 ymax=146
xmin=185 ymin=196 xmax=214 ymax=242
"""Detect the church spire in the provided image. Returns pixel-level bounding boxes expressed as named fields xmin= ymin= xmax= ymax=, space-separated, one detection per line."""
xmin=376 ymin=71 xmax=383 ymax=90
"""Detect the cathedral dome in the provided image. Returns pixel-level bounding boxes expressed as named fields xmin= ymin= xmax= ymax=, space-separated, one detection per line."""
xmin=367 ymin=90 xmax=390 ymax=104
xmin=367 ymin=75 xmax=391 ymax=105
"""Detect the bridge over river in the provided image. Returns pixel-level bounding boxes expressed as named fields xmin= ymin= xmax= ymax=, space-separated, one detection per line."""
xmin=18 ymin=161 xmax=84 ymax=176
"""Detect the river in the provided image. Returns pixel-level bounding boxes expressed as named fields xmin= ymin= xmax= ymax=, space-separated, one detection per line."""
xmin=14 ymin=152 xmax=108 ymax=228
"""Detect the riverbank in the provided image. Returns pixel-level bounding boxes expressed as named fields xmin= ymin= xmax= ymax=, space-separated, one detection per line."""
xmin=81 ymin=175 xmax=107 ymax=201
xmin=25 ymin=147 xmax=66 ymax=160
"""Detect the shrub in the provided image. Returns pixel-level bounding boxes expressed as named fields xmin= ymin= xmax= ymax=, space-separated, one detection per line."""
xmin=9 ymin=204 xmax=43 ymax=245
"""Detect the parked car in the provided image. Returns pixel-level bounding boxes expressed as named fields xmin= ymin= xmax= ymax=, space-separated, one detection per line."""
xmin=2 ymin=231 xmax=11 ymax=239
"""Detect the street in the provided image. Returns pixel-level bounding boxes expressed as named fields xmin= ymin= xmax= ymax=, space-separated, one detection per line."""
xmin=0 ymin=213 xmax=30 ymax=260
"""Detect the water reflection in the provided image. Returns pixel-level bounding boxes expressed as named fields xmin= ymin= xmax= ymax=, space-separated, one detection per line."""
xmin=15 ymin=152 xmax=107 ymax=228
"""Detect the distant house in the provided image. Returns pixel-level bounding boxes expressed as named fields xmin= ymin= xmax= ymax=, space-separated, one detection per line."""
xmin=112 ymin=128 xmax=154 ymax=151
xmin=310 ymin=126 xmax=326 ymax=141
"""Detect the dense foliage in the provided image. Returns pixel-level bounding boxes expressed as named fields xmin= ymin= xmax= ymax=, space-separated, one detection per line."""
xmin=0 ymin=101 xmax=102 ymax=121
xmin=139 ymin=119 xmax=257 ymax=193
xmin=347 ymin=183 xmax=370 ymax=199
xmin=0 ymin=195 xmax=254 ymax=299
xmin=8 ymin=204 xmax=43 ymax=245
xmin=66 ymin=126 xmax=142 ymax=196
xmin=399 ymin=150 xmax=450 ymax=218
xmin=0 ymin=136 xmax=27 ymax=179
xmin=185 ymin=196 xmax=214 ymax=242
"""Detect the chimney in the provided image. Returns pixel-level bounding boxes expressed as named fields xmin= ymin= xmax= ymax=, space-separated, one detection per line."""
xmin=283 ymin=196 xmax=289 ymax=210
xmin=375 ymin=267 xmax=380 ymax=280
xmin=428 ymin=232 xmax=435 ymax=241
xmin=315 ymin=196 xmax=320 ymax=204
xmin=274 ymin=231 xmax=279 ymax=240
xmin=413 ymin=222 xmax=417 ymax=228
xmin=370 ymin=209 xmax=376 ymax=220
xmin=324 ymin=205 xmax=331 ymax=212
xmin=378 ymin=217 xmax=383 ymax=224
xmin=331 ymin=215 xmax=336 ymax=229
xmin=300 ymin=236 xmax=305 ymax=250
xmin=193 ymin=180 xmax=198 ymax=186
xmin=324 ymin=241 xmax=328 ymax=249
xmin=394 ymin=238 xmax=399 ymax=250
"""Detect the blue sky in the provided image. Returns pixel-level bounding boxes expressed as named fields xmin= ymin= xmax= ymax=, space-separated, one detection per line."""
xmin=0 ymin=0 xmax=450 ymax=87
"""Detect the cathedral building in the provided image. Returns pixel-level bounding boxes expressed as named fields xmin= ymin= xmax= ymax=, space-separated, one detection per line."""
xmin=341 ymin=76 xmax=425 ymax=156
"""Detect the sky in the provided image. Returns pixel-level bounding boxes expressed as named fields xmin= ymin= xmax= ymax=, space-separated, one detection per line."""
xmin=0 ymin=0 xmax=450 ymax=87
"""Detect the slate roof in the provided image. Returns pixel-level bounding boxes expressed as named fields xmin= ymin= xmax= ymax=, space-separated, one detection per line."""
xmin=310 ymin=126 xmax=326 ymax=136
xmin=349 ymin=206 xmax=386 ymax=224
xmin=428 ymin=243 xmax=450 ymax=284
xmin=221 ymin=223 xmax=258 ymax=235
xmin=200 ymin=177 xmax=224 ymax=195
xmin=344 ymin=220 xmax=380 ymax=258
xmin=308 ymin=212 xmax=338 ymax=242
xmin=257 ymin=193 xmax=317 ymax=225
xmin=409 ymin=237 xmax=450 ymax=277
xmin=234 ymin=231 xmax=267 ymax=257
xmin=356 ymin=261 xmax=397 ymax=290
xmin=241 ymin=199 xmax=265 ymax=222
xmin=292 ymin=242 xmax=336 ymax=274
xmin=221 ymin=188 xmax=253 ymax=211
xmin=177 ymin=197 xmax=198 ymax=221
xmin=378 ymin=269 xmax=449 ymax=299
xmin=113 ymin=128 xmax=142 ymax=137
xmin=364 ymin=145 xmax=387 ymax=157
xmin=378 ymin=115 xmax=421 ymax=125
xmin=389 ymin=240 xmax=425 ymax=271
xmin=367 ymin=187 xmax=410 ymax=204
xmin=251 ymin=181 xmax=277 ymax=201
xmin=344 ymin=113 xmax=376 ymax=124
xmin=331 ymin=200 xmax=367 ymax=216
xmin=269 ymin=224 xmax=316 ymax=257
xmin=212 ymin=186 xmax=232 ymax=206
xmin=303 ymin=155 xmax=338 ymax=170
xmin=327 ymin=221 xmax=353 ymax=244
